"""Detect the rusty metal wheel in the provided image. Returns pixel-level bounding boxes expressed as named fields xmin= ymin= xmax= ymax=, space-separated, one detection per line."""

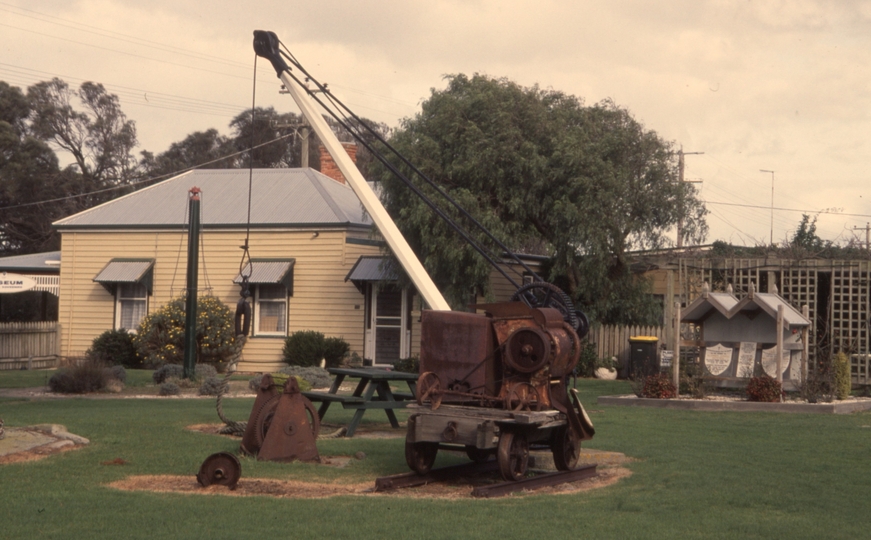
xmin=465 ymin=445 xmax=492 ymax=464
xmin=405 ymin=438 xmax=439 ymax=475
xmin=196 ymin=452 xmax=241 ymax=490
xmin=504 ymin=382 xmax=542 ymax=411
xmin=497 ymin=431 xmax=529 ymax=481
xmin=505 ymin=327 xmax=551 ymax=374
xmin=510 ymin=282 xmax=579 ymax=331
xmin=551 ymin=425 xmax=580 ymax=471
xmin=417 ymin=371 xmax=442 ymax=409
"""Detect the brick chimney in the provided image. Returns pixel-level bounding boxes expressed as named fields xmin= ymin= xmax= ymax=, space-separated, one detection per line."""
xmin=318 ymin=143 xmax=358 ymax=184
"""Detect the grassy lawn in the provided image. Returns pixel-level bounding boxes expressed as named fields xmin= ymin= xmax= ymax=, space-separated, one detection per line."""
xmin=1 ymin=374 xmax=870 ymax=539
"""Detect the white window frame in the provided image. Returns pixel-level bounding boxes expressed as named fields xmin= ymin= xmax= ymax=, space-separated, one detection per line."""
xmin=254 ymin=283 xmax=288 ymax=336
xmin=114 ymin=283 xmax=148 ymax=332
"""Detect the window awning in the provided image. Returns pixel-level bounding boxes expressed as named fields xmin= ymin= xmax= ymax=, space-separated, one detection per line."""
xmin=233 ymin=259 xmax=295 ymax=294
xmin=345 ymin=256 xmax=399 ymax=292
xmin=93 ymin=259 xmax=154 ymax=294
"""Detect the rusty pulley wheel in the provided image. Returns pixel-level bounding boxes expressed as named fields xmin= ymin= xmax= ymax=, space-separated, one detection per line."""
xmin=254 ymin=393 xmax=320 ymax=445
xmin=197 ymin=452 xmax=241 ymax=490
xmin=504 ymin=327 xmax=551 ymax=374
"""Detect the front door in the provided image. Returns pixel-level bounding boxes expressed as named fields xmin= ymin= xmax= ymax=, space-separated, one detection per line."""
xmin=365 ymin=284 xmax=410 ymax=366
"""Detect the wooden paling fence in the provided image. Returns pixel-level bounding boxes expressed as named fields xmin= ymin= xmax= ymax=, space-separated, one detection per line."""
xmin=588 ymin=324 xmax=666 ymax=371
xmin=0 ymin=321 xmax=60 ymax=370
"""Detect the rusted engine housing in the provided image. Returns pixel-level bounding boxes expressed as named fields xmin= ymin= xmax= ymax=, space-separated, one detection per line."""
xmin=419 ymin=302 xmax=580 ymax=410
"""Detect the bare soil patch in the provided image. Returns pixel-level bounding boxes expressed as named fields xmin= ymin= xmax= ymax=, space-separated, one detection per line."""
xmin=108 ymin=465 xmax=631 ymax=500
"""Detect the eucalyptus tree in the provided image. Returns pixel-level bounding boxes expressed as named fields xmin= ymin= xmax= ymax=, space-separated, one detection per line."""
xmin=377 ymin=74 xmax=707 ymax=323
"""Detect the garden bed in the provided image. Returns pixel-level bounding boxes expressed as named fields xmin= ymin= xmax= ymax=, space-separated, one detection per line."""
xmin=597 ymin=394 xmax=871 ymax=414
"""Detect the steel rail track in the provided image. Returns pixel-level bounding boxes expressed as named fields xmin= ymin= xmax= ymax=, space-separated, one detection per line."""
xmin=373 ymin=461 xmax=598 ymax=498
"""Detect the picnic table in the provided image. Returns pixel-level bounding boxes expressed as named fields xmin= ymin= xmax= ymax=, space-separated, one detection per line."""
xmin=302 ymin=367 xmax=419 ymax=437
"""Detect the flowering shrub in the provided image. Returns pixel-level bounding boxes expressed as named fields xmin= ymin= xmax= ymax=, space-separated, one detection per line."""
xmin=746 ymin=375 xmax=783 ymax=402
xmin=133 ymin=296 xmax=235 ymax=368
xmin=641 ymin=373 xmax=677 ymax=399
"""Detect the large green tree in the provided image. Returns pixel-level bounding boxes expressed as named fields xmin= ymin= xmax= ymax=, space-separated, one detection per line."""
xmin=377 ymin=74 xmax=707 ymax=324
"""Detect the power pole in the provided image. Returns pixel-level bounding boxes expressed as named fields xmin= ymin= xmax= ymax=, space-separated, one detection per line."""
xmin=852 ymin=222 xmax=871 ymax=253
xmin=760 ymin=169 xmax=775 ymax=245
xmin=676 ymin=148 xmax=704 ymax=248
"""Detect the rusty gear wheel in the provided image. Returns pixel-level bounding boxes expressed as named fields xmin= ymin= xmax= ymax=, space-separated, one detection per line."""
xmin=504 ymin=382 xmax=542 ymax=411
xmin=196 ymin=452 xmax=241 ymax=490
xmin=254 ymin=394 xmax=320 ymax=446
xmin=417 ymin=371 xmax=443 ymax=410
xmin=511 ymin=282 xmax=580 ymax=332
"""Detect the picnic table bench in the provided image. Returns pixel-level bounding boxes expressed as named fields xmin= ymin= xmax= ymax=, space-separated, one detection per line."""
xmin=302 ymin=367 xmax=418 ymax=437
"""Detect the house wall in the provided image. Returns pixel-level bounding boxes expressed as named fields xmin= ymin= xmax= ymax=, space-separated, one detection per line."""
xmin=58 ymin=227 xmax=380 ymax=372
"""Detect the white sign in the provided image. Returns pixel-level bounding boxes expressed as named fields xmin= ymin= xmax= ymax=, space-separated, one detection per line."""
xmin=705 ymin=344 xmax=733 ymax=376
xmin=661 ymin=350 xmax=674 ymax=368
xmin=0 ymin=272 xmax=36 ymax=294
xmin=737 ymin=342 xmax=757 ymax=378
xmin=789 ymin=351 xmax=801 ymax=381
xmin=761 ymin=347 xmax=790 ymax=378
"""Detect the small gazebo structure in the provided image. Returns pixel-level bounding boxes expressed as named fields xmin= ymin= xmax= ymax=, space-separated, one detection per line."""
xmin=675 ymin=283 xmax=810 ymax=389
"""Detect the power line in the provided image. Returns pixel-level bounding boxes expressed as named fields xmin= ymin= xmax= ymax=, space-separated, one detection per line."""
xmin=706 ymin=200 xmax=870 ymax=218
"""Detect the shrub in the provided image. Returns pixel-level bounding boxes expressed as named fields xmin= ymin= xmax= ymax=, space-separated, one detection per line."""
xmin=323 ymin=336 xmax=350 ymax=368
xmin=49 ymin=361 xmax=109 ymax=393
xmin=393 ymin=356 xmax=420 ymax=374
xmin=833 ymin=352 xmax=851 ymax=400
xmin=104 ymin=365 xmax=127 ymax=384
xmin=641 ymin=373 xmax=677 ymax=399
xmin=87 ymin=329 xmax=140 ymax=368
xmin=132 ymin=296 xmax=235 ymax=368
xmin=283 ymin=331 xmax=350 ymax=368
xmin=198 ymin=376 xmax=225 ymax=396
xmin=248 ymin=373 xmax=312 ymax=392
xmin=279 ymin=365 xmax=332 ymax=389
xmin=152 ymin=364 xmax=183 ymax=384
xmin=573 ymin=341 xmax=599 ymax=378
xmin=746 ymin=375 xmax=782 ymax=402
xmin=159 ymin=382 xmax=180 ymax=396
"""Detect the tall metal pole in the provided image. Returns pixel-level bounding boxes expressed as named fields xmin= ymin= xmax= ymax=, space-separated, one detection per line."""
xmin=761 ymin=169 xmax=775 ymax=245
xmin=676 ymin=147 xmax=703 ymax=248
xmin=183 ymin=187 xmax=201 ymax=380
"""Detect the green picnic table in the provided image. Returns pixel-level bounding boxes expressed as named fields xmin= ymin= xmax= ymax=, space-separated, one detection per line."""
xmin=302 ymin=367 xmax=418 ymax=437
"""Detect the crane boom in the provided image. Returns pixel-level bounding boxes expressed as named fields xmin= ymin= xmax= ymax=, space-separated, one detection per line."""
xmin=253 ymin=31 xmax=450 ymax=311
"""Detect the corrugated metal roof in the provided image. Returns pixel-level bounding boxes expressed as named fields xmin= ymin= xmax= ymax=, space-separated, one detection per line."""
xmin=93 ymin=259 xmax=154 ymax=283
xmin=345 ymin=256 xmax=399 ymax=283
xmin=233 ymin=260 xmax=294 ymax=285
xmin=734 ymin=293 xmax=810 ymax=328
xmin=54 ymin=169 xmax=372 ymax=229
xmin=682 ymin=292 xmax=739 ymax=322
xmin=0 ymin=251 xmax=61 ymax=272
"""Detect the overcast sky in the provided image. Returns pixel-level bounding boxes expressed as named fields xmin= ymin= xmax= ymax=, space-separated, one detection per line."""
xmin=3 ymin=0 xmax=871 ymax=247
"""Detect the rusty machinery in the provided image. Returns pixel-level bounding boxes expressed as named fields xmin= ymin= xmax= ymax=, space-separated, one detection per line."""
xmin=252 ymin=31 xmax=595 ymax=482
xmin=240 ymin=374 xmax=321 ymax=463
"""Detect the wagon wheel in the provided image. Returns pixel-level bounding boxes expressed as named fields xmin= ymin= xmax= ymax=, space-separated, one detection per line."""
xmin=417 ymin=371 xmax=443 ymax=410
xmin=405 ymin=438 xmax=439 ymax=475
xmin=504 ymin=383 xmax=542 ymax=411
xmin=465 ymin=445 xmax=492 ymax=464
xmin=497 ymin=431 xmax=529 ymax=481
xmin=550 ymin=425 xmax=581 ymax=471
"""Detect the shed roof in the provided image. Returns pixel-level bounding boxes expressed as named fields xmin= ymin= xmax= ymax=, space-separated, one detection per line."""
xmin=681 ymin=289 xmax=809 ymax=329
xmin=53 ymin=169 xmax=372 ymax=230
xmin=0 ymin=251 xmax=61 ymax=273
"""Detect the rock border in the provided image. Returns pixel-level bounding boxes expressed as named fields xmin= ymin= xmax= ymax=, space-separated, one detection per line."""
xmin=597 ymin=394 xmax=871 ymax=414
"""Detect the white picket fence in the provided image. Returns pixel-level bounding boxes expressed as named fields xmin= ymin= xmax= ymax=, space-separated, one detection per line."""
xmin=0 ymin=321 xmax=60 ymax=370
